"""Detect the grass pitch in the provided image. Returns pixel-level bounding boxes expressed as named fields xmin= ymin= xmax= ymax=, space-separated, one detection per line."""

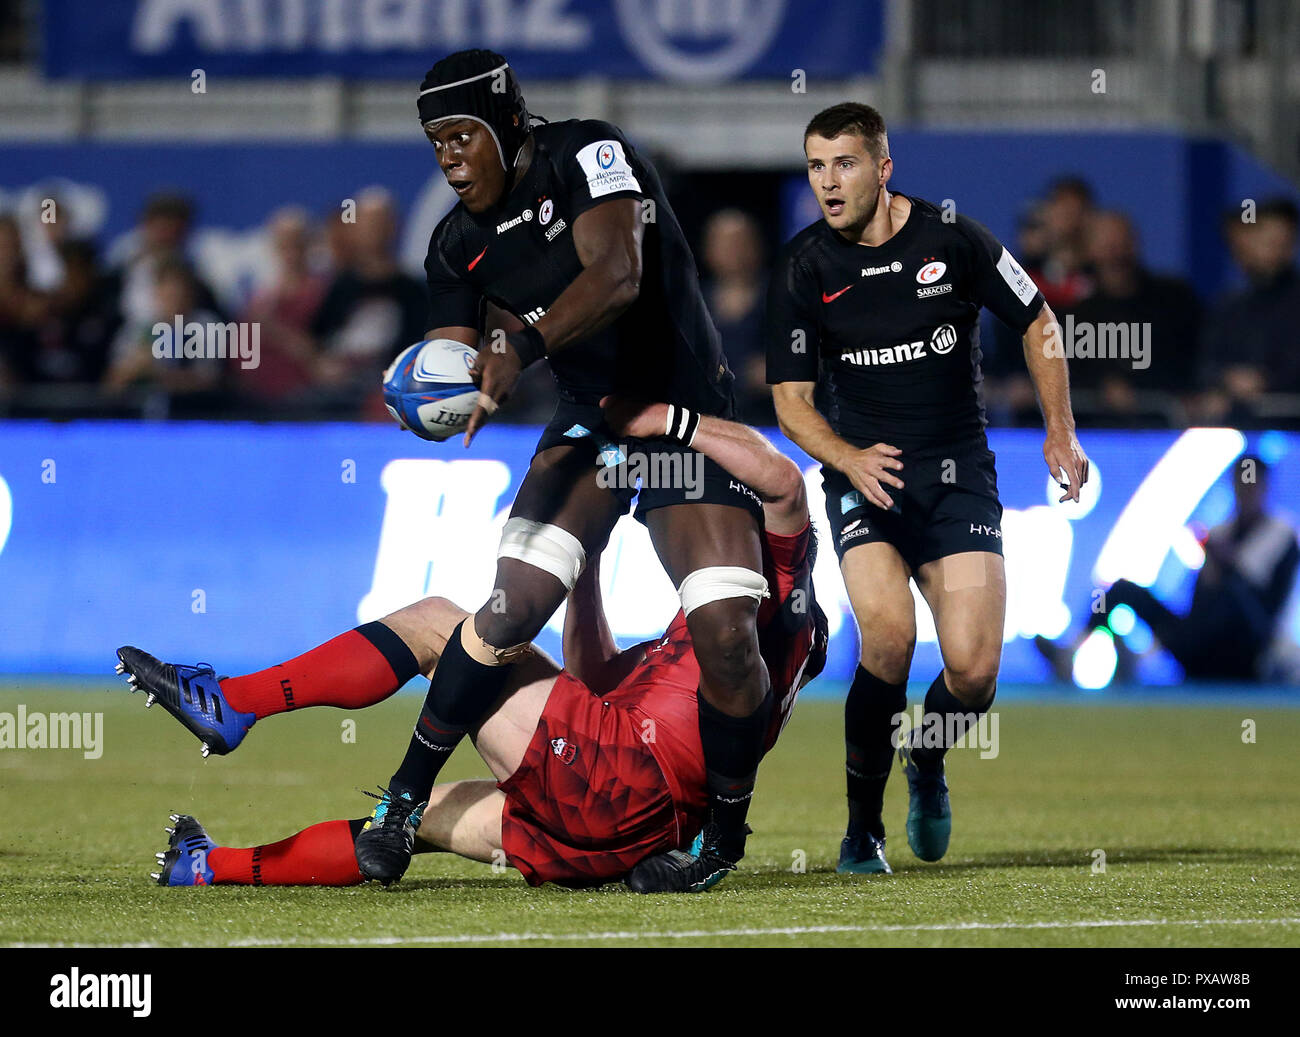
xmin=1 ymin=686 xmax=1297 ymax=948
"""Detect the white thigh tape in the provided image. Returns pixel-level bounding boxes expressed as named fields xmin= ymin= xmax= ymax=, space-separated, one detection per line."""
xmin=497 ymin=517 xmax=586 ymax=591
xmin=677 ymin=566 xmax=770 ymax=616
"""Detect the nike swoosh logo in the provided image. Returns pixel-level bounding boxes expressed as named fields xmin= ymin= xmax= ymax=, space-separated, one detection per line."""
xmin=468 ymin=246 xmax=487 ymax=271
xmin=822 ymin=285 xmax=853 ymax=303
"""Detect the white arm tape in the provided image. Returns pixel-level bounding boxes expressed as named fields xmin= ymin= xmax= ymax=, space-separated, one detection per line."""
xmin=498 ymin=517 xmax=586 ymax=592
xmin=677 ymin=566 xmax=770 ymax=617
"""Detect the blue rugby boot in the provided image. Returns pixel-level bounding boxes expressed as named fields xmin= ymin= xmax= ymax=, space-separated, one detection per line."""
xmin=116 ymin=646 xmax=255 ymax=757
xmin=837 ymin=829 xmax=893 ymax=875
xmin=898 ymin=744 xmax=952 ymax=862
xmin=153 ymin=813 xmax=216 ymax=886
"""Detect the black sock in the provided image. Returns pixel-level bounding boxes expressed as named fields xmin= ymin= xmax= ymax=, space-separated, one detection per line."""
xmin=697 ymin=688 xmax=774 ymax=858
xmin=909 ymin=672 xmax=992 ymax=771
xmin=389 ymin=620 xmax=514 ymax=796
xmin=845 ymin=665 xmax=908 ymax=839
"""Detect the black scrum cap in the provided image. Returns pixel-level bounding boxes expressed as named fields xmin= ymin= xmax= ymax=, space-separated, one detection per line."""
xmin=417 ymin=49 xmax=530 ymax=171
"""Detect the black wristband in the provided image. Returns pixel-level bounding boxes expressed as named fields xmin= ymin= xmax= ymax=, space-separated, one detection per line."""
xmin=664 ymin=404 xmax=701 ymax=447
xmin=508 ymin=325 xmax=546 ymax=367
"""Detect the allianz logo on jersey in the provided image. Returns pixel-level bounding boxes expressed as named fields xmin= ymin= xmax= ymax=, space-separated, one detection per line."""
xmin=840 ymin=324 xmax=958 ymax=367
xmin=862 ymin=261 xmax=902 ymax=277
xmin=495 ymin=208 xmax=534 ymax=235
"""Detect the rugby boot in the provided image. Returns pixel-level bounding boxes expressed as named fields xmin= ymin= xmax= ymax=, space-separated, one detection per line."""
xmin=116 ymin=646 xmax=254 ymax=757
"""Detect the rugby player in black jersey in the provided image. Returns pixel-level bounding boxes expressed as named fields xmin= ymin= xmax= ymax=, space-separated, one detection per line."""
xmin=767 ymin=103 xmax=1089 ymax=874
xmin=355 ymin=50 xmax=774 ymax=892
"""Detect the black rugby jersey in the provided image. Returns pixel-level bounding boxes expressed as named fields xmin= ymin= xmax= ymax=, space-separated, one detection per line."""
xmin=766 ymin=194 xmax=1045 ymax=449
xmin=425 ymin=118 xmax=733 ymax=416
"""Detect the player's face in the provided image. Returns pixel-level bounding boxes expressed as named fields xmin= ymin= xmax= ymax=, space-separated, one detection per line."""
xmin=804 ymin=133 xmax=888 ymax=235
xmin=425 ymin=118 xmax=507 ymax=213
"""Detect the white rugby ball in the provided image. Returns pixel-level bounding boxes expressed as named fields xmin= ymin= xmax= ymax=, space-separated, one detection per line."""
xmin=382 ymin=338 xmax=479 ymax=442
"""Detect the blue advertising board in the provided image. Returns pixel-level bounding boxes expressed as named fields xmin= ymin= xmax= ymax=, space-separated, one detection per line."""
xmin=42 ymin=0 xmax=884 ymax=81
xmin=1 ymin=421 xmax=1296 ymax=686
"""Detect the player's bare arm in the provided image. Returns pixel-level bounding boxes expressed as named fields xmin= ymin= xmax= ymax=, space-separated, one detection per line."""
xmin=537 ymin=198 xmax=644 ymax=351
xmin=1021 ymin=302 xmax=1090 ymax=503
xmin=464 ymin=198 xmax=645 ymax=444
xmin=561 ymin=551 xmax=651 ymax=692
xmin=771 ymin=380 xmax=903 ymax=510
xmin=602 ymin=396 xmax=809 ymax=534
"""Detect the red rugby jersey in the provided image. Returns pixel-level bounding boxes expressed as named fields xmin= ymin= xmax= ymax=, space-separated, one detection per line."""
xmin=612 ymin=521 xmax=826 ymax=756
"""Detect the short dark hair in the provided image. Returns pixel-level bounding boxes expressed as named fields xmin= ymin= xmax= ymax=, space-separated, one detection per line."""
xmin=1047 ymin=176 xmax=1094 ymax=204
xmin=141 ymin=192 xmax=194 ymax=224
xmin=804 ymin=103 xmax=888 ymax=162
xmin=1221 ymin=197 xmax=1299 ymax=236
xmin=153 ymin=254 xmax=197 ymax=288
xmin=57 ymin=238 xmax=98 ymax=270
xmin=1257 ymin=198 xmax=1299 ymax=231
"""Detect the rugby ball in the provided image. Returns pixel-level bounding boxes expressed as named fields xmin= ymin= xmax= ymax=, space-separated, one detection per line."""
xmin=382 ymin=339 xmax=479 ymax=442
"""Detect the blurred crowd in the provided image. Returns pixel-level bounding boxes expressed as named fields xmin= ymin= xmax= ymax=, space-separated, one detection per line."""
xmin=0 ymin=188 xmax=427 ymax=420
xmin=2 ymin=178 xmax=1299 ymax=428
xmin=978 ymin=180 xmax=1300 ymax=429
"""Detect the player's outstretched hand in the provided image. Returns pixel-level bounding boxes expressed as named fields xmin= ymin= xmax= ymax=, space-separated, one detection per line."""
xmin=464 ymin=340 xmax=524 ymax=446
xmin=1044 ymin=427 xmax=1089 ymax=503
xmin=838 ymin=442 xmax=904 ymax=510
xmin=599 ymin=395 xmax=667 ymax=439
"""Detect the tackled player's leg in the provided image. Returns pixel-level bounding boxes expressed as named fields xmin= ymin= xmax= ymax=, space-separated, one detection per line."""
xmin=152 ymin=612 xmax=562 ymax=887
xmin=355 ymin=443 xmax=625 ymax=884
xmin=119 ymin=593 xmax=483 ymax=758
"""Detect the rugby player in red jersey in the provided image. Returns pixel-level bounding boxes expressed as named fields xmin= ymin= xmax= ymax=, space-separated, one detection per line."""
xmin=138 ymin=405 xmax=826 ymax=892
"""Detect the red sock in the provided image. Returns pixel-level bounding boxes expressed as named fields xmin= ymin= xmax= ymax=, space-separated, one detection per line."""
xmin=209 ymin=819 xmax=365 ymax=886
xmin=220 ymin=622 xmax=421 ymax=719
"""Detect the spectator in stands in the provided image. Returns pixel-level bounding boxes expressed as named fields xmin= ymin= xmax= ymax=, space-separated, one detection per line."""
xmin=106 ymin=192 xmax=221 ymax=330
xmin=311 ymin=188 xmax=426 ymax=416
xmin=23 ymin=191 xmax=73 ymax=293
xmin=1038 ymin=455 xmax=1299 ymax=684
xmin=1036 ymin=176 xmax=1095 ymax=310
xmin=27 ymin=239 xmax=120 ymax=386
xmin=322 ymin=200 xmax=357 ymax=275
xmin=103 ymin=256 xmax=229 ymax=417
xmin=1201 ymin=199 xmax=1300 ymax=425
xmin=0 ymin=212 xmax=47 ymax=391
xmin=702 ymin=208 xmax=771 ymax=424
xmin=1065 ymin=209 xmax=1201 ymax=426
xmin=235 ymin=207 xmax=327 ymax=410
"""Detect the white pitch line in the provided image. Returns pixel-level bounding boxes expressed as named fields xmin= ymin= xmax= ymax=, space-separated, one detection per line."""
xmin=229 ymin=916 xmax=1300 ymax=946
xmin=12 ymin=916 xmax=1295 ymax=949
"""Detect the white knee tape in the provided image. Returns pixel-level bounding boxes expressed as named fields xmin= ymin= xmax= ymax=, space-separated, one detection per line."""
xmin=677 ymin=566 xmax=770 ymax=617
xmin=497 ymin=517 xmax=586 ymax=591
